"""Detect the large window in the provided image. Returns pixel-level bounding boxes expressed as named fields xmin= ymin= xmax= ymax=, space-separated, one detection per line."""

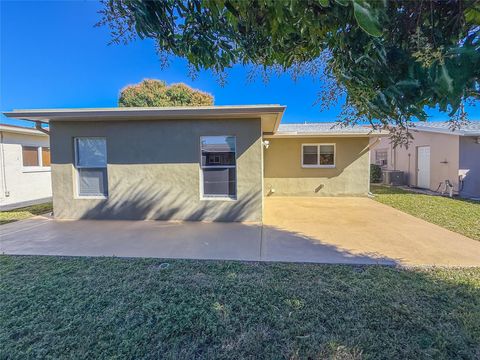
xmin=22 ymin=146 xmax=51 ymax=168
xmin=74 ymin=137 xmax=108 ymax=197
xmin=200 ymin=136 xmax=236 ymax=199
xmin=302 ymin=144 xmax=335 ymax=168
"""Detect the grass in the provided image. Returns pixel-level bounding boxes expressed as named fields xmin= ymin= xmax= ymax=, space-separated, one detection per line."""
xmin=0 ymin=202 xmax=52 ymax=225
xmin=371 ymin=185 xmax=480 ymax=241
xmin=1 ymin=256 xmax=479 ymax=359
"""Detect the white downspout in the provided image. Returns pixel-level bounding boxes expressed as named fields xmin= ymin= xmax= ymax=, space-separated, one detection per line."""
xmin=0 ymin=131 xmax=8 ymax=200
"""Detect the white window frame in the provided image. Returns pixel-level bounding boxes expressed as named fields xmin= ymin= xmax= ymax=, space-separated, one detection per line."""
xmin=301 ymin=143 xmax=336 ymax=168
xmin=199 ymin=135 xmax=237 ymax=201
xmin=21 ymin=145 xmax=51 ymax=173
xmin=73 ymin=137 xmax=108 ymax=199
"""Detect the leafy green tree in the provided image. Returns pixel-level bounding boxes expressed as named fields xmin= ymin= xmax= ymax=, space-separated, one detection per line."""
xmin=118 ymin=79 xmax=214 ymax=107
xmin=101 ymin=0 xmax=479 ymax=143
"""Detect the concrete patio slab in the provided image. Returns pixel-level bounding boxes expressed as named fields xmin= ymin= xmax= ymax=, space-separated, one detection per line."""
xmin=263 ymin=197 xmax=480 ymax=266
xmin=1 ymin=216 xmax=262 ymax=261
xmin=1 ymin=197 xmax=479 ymax=266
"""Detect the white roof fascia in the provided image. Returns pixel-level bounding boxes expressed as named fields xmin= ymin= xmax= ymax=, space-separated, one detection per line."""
xmin=0 ymin=125 xmax=49 ymax=137
xmin=3 ymin=105 xmax=286 ymax=134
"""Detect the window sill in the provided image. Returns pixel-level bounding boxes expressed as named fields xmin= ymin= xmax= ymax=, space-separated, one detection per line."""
xmin=301 ymin=165 xmax=336 ymax=169
xmin=200 ymin=196 xmax=237 ymax=202
xmin=74 ymin=195 xmax=108 ymax=200
xmin=22 ymin=167 xmax=51 ymax=173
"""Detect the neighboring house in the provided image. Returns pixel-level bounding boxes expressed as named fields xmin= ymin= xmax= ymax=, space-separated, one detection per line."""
xmin=4 ymin=106 xmax=384 ymax=222
xmin=0 ymin=124 xmax=52 ymax=210
xmin=371 ymin=122 xmax=480 ymax=198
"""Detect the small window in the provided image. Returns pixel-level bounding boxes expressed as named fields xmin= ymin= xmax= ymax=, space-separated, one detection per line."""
xmin=200 ymin=136 xmax=236 ymax=199
xmin=42 ymin=147 xmax=51 ymax=167
xmin=375 ymin=149 xmax=388 ymax=167
xmin=74 ymin=137 xmax=108 ymax=197
xmin=302 ymin=144 xmax=335 ymax=168
xmin=22 ymin=146 xmax=39 ymax=167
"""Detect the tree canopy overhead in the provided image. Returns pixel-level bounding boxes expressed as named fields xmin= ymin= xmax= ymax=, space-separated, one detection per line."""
xmin=101 ymin=0 xmax=480 ymax=142
xmin=118 ymin=79 xmax=214 ymax=107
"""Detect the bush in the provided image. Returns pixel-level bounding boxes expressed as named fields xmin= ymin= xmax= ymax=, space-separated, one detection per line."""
xmin=370 ymin=164 xmax=382 ymax=183
xmin=119 ymin=79 xmax=214 ymax=107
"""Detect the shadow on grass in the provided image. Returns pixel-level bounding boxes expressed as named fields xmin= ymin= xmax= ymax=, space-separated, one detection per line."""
xmin=0 ymin=203 xmax=53 ymax=226
xmin=372 ymin=185 xmax=480 ymax=205
xmin=0 ymin=255 xmax=479 ymax=359
xmin=371 ymin=185 xmax=480 ymax=241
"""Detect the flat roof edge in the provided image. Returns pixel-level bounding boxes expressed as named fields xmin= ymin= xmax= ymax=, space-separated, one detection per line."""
xmin=3 ymin=105 xmax=286 ymax=121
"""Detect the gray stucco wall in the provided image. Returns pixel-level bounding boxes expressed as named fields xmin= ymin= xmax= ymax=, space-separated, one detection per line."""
xmin=50 ymin=119 xmax=263 ymax=222
xmin=459 ymin=136 xmax=480 ymax=198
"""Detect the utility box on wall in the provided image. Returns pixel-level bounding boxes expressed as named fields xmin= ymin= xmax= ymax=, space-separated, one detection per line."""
xmin=382 ymin=170 xmax=405 ymax=186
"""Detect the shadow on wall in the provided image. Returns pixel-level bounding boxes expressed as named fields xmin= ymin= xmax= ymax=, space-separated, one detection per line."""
xmin=77 ymin=183 xmax=261 ymax=222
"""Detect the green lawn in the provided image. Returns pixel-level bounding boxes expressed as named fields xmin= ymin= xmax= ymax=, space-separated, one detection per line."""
xmin=0 ymin=202 xmax=52 ymax=225
xmin=371 ymin=185 xmax=480 ymax=241
xmin=1 ymin=256 xmax=479 ymax=359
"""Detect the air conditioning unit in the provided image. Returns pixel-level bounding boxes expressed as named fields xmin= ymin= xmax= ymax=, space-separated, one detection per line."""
xmin=382 ymin=170 xmax=404 ymax=186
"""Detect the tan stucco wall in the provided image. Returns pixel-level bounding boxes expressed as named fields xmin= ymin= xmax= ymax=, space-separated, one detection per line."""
xmin=373 ymin=132 xmax=460 ymax=190
xmin=263 ymin=137 xmax=370 ymax=196
xmin=50 ymin=119 xmax=263 ymax=222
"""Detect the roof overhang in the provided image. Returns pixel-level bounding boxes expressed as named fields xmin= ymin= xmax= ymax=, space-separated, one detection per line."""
xmin=3 ymin=105 xmax=286 ymax=134
xmin=411 ymin=127 xmax=480 ymax=137
xmin=0 ymin=125 xmax=49 ymax=137
xmin=264 ymin=132 xmax=389 ymax=138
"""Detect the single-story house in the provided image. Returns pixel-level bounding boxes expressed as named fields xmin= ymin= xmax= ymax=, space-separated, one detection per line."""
xmin=4 ymin=106 xmax=385 ymax=222
xmin=0 ymin=124 xmax=52 ymax=210
xmin=371 ymin=121 xmax=480 ymax=198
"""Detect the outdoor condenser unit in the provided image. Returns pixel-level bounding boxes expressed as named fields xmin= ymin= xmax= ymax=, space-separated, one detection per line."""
xmin=382 ymin=170 xmax=405 ymax=186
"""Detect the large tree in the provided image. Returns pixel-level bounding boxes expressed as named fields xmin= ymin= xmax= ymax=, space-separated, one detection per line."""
xmin=100 ymin=0 xmax=480 ymax=143
xmin=119 ymin=79 xmax=214 ymax=107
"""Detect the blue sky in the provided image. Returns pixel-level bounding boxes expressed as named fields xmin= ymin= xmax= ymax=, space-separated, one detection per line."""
xmin=1 ymin=1 xmax=478 ymax=128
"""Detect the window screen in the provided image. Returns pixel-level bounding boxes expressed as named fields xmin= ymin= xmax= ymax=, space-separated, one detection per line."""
xmin=22 ymin=146 xmax=39 ymax=167
xmin=75 ymin=137 xmax=108 ymax=197
xmin=200 ymin=136 xmax=236 ymax=198
xmin=77 ymin=168 xmax=108 ymax=196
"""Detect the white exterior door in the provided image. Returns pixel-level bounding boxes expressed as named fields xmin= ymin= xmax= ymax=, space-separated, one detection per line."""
xmin=417 ymin=146 xmax=430 ymax=189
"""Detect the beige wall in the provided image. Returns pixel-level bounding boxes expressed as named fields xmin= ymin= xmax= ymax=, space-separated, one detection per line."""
xmin=459 ymin=136 xmax=480 ymax=198
xmin=0 ymin=131 xmax=52 ymax=208
xmin=370 ymin=139 xmax=393 ymax=170
xmin=373 ymin=132 xmax=460 ymax=191
xmin=263 ymin=137 xmax=370 ymax=196
xmin=50 ymin=119 xmax=263 ymax=222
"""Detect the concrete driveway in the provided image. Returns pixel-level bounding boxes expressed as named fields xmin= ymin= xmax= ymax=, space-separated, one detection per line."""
xmin=263 ymin=197 xmax=480 ymax=266
xmin=1 ymin=197 xmax=479 ymax=266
